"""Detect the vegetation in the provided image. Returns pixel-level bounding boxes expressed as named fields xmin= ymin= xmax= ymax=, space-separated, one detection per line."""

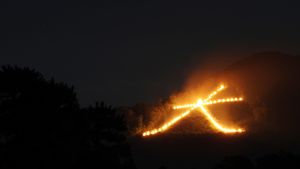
xmin=0 ymin=65 xmax=135 ymax=169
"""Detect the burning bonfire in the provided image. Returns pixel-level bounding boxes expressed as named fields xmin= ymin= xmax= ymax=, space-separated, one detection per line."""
xmin=143 ymin=84 xmax=245 ymax=137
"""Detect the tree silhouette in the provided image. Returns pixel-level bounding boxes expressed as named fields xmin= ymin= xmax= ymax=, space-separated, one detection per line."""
xmin=0 ymin=65 xmax=136 ymax=169
xmin=77 ymin=102 xmax=136 ymax=169
xmin=0 ymin=65 xmax=80 ymax=168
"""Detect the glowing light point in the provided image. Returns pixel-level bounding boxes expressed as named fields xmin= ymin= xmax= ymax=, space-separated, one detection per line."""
xmin=142 ymin=84 xmax=245 ymax=137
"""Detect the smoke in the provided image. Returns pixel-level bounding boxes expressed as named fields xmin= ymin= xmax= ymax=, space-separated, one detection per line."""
xmin=138 ymin=50 xmax=300 ymax=141
xmin=138 ymin=50 xmax=254 ymax=135
xmin=217 ymin=52 xmax=300 ymax=142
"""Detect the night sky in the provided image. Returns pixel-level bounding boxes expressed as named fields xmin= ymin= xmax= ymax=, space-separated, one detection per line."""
xmin=1 ymin=1 xmax=300 ymax=106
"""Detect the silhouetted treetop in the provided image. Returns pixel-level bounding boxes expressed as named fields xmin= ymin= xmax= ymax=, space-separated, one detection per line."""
xmin=0 ymin=65 xmax=80 ymax=168
xmin=0 ymin=65 xmax=136 ymax=169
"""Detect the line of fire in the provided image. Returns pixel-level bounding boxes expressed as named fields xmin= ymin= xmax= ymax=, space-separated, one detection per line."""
xmin=142 ymin=84 xmax=245 ymax=137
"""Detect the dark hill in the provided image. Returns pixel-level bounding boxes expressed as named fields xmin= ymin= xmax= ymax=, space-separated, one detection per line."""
xmin=131 ymin=52 xmax=300 ymax=169
xmin=219 ymin=52 xmax=300 ymax=139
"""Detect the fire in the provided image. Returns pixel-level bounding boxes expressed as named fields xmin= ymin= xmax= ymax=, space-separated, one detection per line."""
xmin=205 ymin=84 xmax=225 ymax=101
xmin=142 ymin=84 xmax=245 ymax=137
xmin=198 ymin=102 xmax=244 ymax=133
xmin=142 ymin=109 xmax=194 ymax=137
xmin=173 ymin=97 xmax=243 ymax=109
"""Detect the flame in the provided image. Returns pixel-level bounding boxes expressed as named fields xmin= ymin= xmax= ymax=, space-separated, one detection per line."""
xmin=205 ymin=84 xmax=225 ymax=101
xmin=173 ymin=104 xmax=196 ymax=110
xmin=198 ymin=100 xmax=244 ymax=133
xmin=142 ymin=108 xmax=195 ymax=137
xmin=203 ymin=97 xmax=243 ymax=105
xmin=173 ymin=97 xmax=243 ymax=110
xmin=142 ymin=84 xmax=245 ymax=137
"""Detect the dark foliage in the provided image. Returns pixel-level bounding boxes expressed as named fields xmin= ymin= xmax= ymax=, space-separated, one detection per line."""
xmin=0 ymin=65 xmax=135 ymax=169
xmin=78 ymin=102 xmax=135 ymax=169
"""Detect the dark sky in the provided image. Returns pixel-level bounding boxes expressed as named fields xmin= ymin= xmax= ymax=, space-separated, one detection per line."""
xmin=1 ymin=0 xmax=300 ymax=106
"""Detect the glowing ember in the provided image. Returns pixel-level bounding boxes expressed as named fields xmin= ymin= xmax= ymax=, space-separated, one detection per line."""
xmin=142 ymin=84 xmax=245 ymax=137
xmin=205 ymin=84 xmax=226 ymax=101
xmin=173 ymin=97 xmax=243 ymax=109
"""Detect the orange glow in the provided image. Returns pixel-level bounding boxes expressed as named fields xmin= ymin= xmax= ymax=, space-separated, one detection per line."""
xmin=142 ymin=108 xmax=196 ymax=137
xmin=203 ymin=97 xmax=243 ymax=105
xmin=173 ymin=104 xmax=196 ymax=110
xmin=198 ymin=101 xmax=244 ymax=133
xmin=205 ymin=84 xmax=225 ymax=101
xmin=173 ymin=97 xmax=243 ymax=109
xmin=142 ymin=84 xmax=245 ymax=137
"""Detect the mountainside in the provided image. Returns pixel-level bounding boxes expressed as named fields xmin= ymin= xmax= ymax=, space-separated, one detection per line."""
xmin=219 ymin=52 xmax=300 ymax=138
xmin=131 ymin=52 xmax=300 ymax=169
